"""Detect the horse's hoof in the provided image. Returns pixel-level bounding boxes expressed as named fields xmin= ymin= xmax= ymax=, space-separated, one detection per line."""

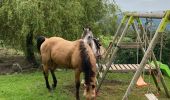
xmin=76 ymin=98 xmax=80 ymax=100
xmin=48 ymin=88 xmax=53 ymax=92
xmin=52 ymin=84 xmax=56 ymax=89
xmin=48 ymin=90 xmax=54 ymax=97
xmin=49 ymin=88 xmax=54 ymax=93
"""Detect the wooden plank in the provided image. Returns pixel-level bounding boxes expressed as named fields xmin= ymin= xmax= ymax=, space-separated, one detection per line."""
xmin=127 ymin=64 xmax=135 ymax=70
xmin=102 ymin=64 xmax=107 ymax=70
xmin=102 ymin=64 xmax=155 ymax=72
xmin=117 ymin=45 xmax=140 ymax=49
xmin=115 ymin=64 xmax=122 ymax=70
xmin=132 ymin=64 xmax=138 ymax=69
xmin=136 ymin=64 xmax=149 ymax=70
xmin=117 ymin=42 xmax=144 ymax=49
xmin=124 ymin=64 xmax=131 ymax=70
xmin=144 ymin=64 xmax=150 ymax=69
xmin=118 ymin=42 xmax=144 ymax=45
xmin=139 ymin=64 xmax=147 ymax=70
xmin=145 ymin=93 xmax=158 ymax=100
xmin=147 ymin=64 xmax=153 ymax=69
xmin=111 ymin=64 xmax=117 ymax=70
xmin=119 ymin=64 xmax=126 ymax=70
xmin=136 ymin=64 xmax=139 ymax=67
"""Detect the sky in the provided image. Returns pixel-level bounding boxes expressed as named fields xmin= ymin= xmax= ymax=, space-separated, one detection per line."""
xmin=113 ymin=0 xmax=170 ymax=12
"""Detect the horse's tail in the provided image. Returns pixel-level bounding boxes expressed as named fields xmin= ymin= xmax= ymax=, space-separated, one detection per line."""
xmin=79 ymin=41 xmax=95 ymax=85
xmin=36 ymin=36 xmax=45 ymax=52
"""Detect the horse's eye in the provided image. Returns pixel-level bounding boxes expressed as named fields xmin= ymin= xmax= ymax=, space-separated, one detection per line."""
xmin=92 ymin=85 xmax=95 ymax=89
xmin=88 ymin=36 xmax=91 ymax=39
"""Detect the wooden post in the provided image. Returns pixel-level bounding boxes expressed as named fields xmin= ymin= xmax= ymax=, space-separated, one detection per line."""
xmin=122 ymin=11 xmax=170 ymax=100
xmin=97 ymin=16 xmax=134 ymax=92
xmin=103 ymin=16 xmax=128 ymax=59
xmin=151 ymin=71 xmax=161 ymax=91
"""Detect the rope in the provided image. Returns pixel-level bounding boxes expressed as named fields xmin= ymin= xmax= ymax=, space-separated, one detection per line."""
xmin=144 ymin=18 xmax=154 ymax=94
xmin=136 ymin=36 xmax=139 ymax=64
xmin=147 ymin=67 xmax=152 ymax=93
xmin=157 ymin=32 xmax=164 ymax=83
xmin=159 ymin=33 xmax=163 ymax=63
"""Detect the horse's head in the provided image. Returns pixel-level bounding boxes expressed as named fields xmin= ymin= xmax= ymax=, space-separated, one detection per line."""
xmin=81 ymin=27 xmax=93 ymax=45
xmin=82 ymin=27 xmax=101 ymax=59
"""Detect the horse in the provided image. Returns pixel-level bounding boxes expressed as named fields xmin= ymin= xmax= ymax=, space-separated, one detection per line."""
xmin=81 ymin=27 xmax=106 ymax=82
xmin=37 ymin=36 xmax=97 ymax=100
xmin=81 ymin=27 xmax=106 ymax=59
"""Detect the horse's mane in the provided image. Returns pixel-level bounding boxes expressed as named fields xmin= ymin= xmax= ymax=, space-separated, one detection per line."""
xmin=79 ymin=41 xmax=95 ymax=87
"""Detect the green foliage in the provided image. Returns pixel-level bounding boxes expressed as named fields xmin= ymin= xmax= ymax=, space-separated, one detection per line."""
xmin=95 ymin=3 xmax=118 ymax=36
xmin=163 ymin=32 xmax=170 ymax=66
xmin=154 ymin=31 xmax=170 ymax=67
xmin=99 ymin=34 xmax=139 ymax=64
xmin=0 ymin=0 xmax=117 ymax=51
xmin=99 ymin=34 xmax=113 ymax=47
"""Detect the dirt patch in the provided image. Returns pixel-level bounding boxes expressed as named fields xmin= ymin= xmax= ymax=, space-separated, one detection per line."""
xmin=0 ymin=48 xmax=38 ymax=74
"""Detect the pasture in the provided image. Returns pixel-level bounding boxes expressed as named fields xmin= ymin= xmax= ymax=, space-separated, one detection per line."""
xmin=0 ymin=41 xmax=170 ymax=100
xmin=0 ymin=47 xmax=169 ymax=100
xmin=0 ymin=47 xmax=170 ymax=100
xmin=0 ymin=70 xmax=170 ymax=100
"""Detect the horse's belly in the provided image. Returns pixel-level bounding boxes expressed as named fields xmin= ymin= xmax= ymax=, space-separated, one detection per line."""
xmin=51 ymin=52 xmax=72 ymax=67
xmin=56 ymin=65 xmax=73 ymax=69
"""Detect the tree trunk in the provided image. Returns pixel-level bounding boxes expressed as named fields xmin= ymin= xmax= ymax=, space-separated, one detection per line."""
xmin=26 ymin=32 xmax=39 ymax=67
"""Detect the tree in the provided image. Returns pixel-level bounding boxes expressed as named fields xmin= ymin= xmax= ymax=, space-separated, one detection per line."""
xmin=0 ymin=0 xmax=117 ymax=67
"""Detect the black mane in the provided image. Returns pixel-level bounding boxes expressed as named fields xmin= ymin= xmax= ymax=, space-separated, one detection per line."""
xmin=79 ymin=41 xmax=95 ymax=87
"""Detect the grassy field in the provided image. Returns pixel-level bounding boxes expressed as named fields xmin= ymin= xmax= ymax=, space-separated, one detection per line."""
xmin=0 ymin=70 xmax=170 ymax=100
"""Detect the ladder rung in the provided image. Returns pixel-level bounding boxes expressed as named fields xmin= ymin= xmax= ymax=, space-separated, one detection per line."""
xmin=117 ymin=42 xmax=144 ymax=48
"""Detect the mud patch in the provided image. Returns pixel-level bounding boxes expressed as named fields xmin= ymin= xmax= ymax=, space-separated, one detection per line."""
xmin=0 ymin=48 xmax=38 ymax=74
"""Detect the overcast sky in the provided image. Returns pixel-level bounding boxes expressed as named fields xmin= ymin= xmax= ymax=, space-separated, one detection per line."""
xmin=114 ymin=0 xmax=170 ymax=12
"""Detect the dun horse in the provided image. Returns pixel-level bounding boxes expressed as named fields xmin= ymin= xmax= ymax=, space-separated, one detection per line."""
xmin=37 ymin=36 xmax=97 ymax=100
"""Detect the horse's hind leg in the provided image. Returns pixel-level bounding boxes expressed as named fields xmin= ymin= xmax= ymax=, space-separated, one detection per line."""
xmin=75 ymin=69 xmax=81 ymax=100
xmin=50 ymin=69 xmax=57 ymax=89
xmin=43 ymin=65 xmax=51 ymax=91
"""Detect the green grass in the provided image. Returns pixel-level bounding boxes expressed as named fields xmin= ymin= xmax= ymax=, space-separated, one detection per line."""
xmin=0 ymin=70 xmax=170 ymax=100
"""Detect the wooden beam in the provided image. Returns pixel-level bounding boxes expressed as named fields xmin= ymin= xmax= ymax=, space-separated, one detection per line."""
xmin=117 ymin=42 xmax=144 ymax=49
xmin=103 ymin=16 xmax=129 ymax=59
xmin=125 ymin=11 xmax=165 ymax=19
xmin=97 ymin=16 xmax=133 ymax=92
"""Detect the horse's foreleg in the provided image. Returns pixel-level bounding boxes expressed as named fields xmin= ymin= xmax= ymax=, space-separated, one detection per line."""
xmin=50 ymin=70 xmax=57 ymax=89
xmin=75 ymin=70 xmax=81 ymax=100
xmin=43 ymin=66 xmax=51 ymax=91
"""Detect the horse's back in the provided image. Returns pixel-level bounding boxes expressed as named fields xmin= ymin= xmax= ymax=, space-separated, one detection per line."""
xmin=40 ymin=37 xmax=81 ymax=68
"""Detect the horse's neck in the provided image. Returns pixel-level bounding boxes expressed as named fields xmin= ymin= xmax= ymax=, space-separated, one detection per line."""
xmin=90 ymin=40 xmax=97 ymax=55
xmin=82 ymin=37 xmax=97 ymax=56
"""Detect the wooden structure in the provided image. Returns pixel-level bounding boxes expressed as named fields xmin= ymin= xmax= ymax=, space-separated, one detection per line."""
xmin=96 ymin=10 xmax=170 ymax=99
xmin=102 ymin=64 xmax=155 ymax=72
